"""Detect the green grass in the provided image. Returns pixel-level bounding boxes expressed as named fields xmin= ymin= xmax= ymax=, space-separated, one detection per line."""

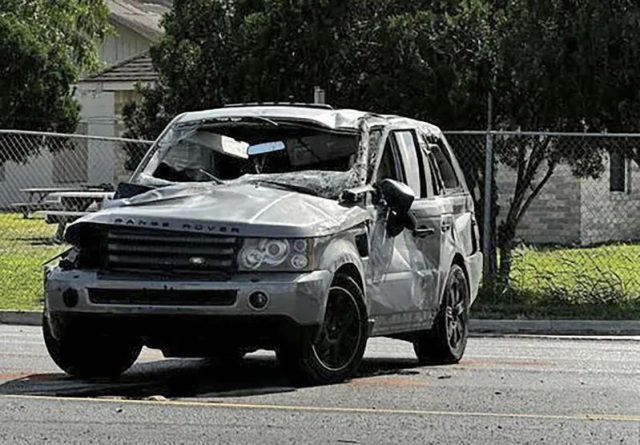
xmin=473 ymin=244 xmax=640 ymax=319
xmin=1 ymin=211 xmax=639 ymax=318
xmin=0 ymin=213 xmax=65 ymax=310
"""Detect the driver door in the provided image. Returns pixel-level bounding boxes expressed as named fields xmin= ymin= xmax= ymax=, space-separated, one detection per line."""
xmin=368 ymin=129 xmax=441 ymax=335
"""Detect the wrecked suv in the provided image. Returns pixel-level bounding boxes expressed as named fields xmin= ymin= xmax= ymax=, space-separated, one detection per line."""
xmin=43 ymin=105 xmax=482 ymax=384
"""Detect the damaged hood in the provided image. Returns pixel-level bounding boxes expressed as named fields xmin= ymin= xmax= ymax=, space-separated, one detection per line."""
xmin=66 ymin=180 xmax=369 ymax=241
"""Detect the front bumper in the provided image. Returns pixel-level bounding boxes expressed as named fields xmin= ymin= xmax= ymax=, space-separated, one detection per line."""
xmin=44 ymin=267 xmax=333 ymax=327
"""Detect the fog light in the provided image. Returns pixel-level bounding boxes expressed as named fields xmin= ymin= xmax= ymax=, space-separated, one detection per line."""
xmin=248 ymin=291 xmax=269 ymax=310
xmin=62 ymin=288 xmax=79 ymax=308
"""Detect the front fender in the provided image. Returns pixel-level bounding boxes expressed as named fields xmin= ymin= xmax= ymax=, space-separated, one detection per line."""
xmin=316 ymin=233 xmax=366 ymax=302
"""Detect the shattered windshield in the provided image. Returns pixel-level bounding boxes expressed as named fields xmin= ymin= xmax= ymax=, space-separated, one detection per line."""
xmin=136 ymin=118 xmax=361 ymax=198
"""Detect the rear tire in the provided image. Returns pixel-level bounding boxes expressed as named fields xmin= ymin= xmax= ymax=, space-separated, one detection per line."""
xmin=277 ymin=273 xmax=368 ymax=385
xmin=414 ymin=264 xmax=469 ymax=364
xmin=43 ymin=313 xmax=142 ymax=379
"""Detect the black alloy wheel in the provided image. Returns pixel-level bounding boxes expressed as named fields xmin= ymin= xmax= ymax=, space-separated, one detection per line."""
xmin=414 ymin=264 xmax=469 ymax=364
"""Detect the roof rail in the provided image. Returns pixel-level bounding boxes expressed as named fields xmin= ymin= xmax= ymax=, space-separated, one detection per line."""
xmin=223 ymin=102 xmax=334 ymax=110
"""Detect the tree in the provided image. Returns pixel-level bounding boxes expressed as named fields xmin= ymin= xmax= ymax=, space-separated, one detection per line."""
xmin=490 ymin=0 xmax=640 ymax=278
xmin=0 ymin=1 xmax=111 ymax=164
xmin=123 ymin=0 xmax=491 ymax=141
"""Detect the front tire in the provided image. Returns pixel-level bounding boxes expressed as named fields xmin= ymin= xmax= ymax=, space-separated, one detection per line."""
xmin=43 ymin=313 xmax=142 ymax=379
xmin=278 ymin=274 xmax=368 ymax=385
xmin=414 ymin=264 xmax=469 ymax=364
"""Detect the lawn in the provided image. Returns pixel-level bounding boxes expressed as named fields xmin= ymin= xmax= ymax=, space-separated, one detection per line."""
xmin=473 ymin=244 xmax=640 ymax=319
xmin=1 ymin=211 xmax=639 ymax=318
xmin=0 ymin=213 xmax=65 ymax=310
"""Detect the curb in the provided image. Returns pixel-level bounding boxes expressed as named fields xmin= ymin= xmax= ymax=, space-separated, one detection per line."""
xmin=0 ymin=311 xmax=41 ymax=326
xmin=469 ymin=319 xmax=640 ymax=336
xmin=2 ymin=311 xmax=640 ymax=336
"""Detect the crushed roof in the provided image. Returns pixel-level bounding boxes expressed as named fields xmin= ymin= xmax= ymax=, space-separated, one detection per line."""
xmin=177 ymin=106 xmax=443 ymax=135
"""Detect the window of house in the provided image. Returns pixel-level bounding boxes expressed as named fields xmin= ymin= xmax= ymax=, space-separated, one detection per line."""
xmin=609 ymin=151 xmax=627 ymax=193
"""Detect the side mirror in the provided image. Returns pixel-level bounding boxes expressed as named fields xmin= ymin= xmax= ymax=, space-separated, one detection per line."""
xmin=377 ymin=179 xmax=416 ymax=238
xmin=378 ymin=179 xmax=415 ymax=216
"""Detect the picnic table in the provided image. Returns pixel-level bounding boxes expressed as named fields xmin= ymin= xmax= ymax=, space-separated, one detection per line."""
xmin=13 ymin=186 xmax=114 ymax=242
xmin=13 ymin=186 xmax=111 ymax=218
xmin=36 ymin=190 xmax=115 ymax=241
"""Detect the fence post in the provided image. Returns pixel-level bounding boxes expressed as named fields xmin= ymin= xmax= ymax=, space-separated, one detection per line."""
xmin=483 ymin=95 xmax=495 ymax=282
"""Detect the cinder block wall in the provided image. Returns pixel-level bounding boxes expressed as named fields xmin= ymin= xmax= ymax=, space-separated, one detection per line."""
xmin=580 ymin=155 xmax=640 ymax=244
xmin=496 ymin=164 xmax=582 ymax=245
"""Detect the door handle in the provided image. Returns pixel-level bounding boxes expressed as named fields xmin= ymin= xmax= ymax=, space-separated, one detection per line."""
xmin=414 ymin=227 xmax=436 ymax=238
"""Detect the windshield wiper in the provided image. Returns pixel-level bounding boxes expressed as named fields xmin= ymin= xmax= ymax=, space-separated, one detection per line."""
xmin=256 ymin=180 xmax=318 ymax=196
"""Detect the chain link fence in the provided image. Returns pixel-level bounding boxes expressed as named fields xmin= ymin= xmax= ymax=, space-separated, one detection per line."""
xmin=447 ymin=130 xmax=640 ymax=317
xmin=1 ymin=128 xmax=640 ymax=316
xmin=0 ymin=130 xmax=152 ymax=309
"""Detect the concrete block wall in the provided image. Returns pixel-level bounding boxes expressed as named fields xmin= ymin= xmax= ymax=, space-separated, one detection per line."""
xmin=579 ymin=155 xmax=640 ymax=244
xmin=495 ymin=163 xmax=582 ymax=245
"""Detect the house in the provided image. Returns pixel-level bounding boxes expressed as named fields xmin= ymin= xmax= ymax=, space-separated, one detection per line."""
xmin=0 ymin=0 xmax=167 ymax=209
xmin=75 ymin=0 xmax=169 ymax=140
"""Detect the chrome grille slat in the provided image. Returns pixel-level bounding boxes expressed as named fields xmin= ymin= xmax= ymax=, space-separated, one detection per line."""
xmin=104 ymin=227 xmax=240 ymax=276
xmin=108 ymin=233 xmax=238 ymax=245
xmin=108 ymin=255 xmax=234 ymax=267
xmin=108 ymin=243 xmax=236 ymax=256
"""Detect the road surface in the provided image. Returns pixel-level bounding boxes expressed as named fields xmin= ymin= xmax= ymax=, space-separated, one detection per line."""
xmin=0 ymin=324 xmax=638 ymax=444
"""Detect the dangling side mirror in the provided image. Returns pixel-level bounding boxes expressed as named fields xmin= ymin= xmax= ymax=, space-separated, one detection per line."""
xmin=377 ymin=179 xmax=416 ymax=237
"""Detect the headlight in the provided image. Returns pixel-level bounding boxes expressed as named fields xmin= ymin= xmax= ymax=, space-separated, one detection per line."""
xmin=239 ymin=238 xmax=313 ymax=271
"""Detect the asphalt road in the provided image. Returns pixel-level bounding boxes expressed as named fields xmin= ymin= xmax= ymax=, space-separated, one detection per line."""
xmin=0 ymin=325 xmax=638 ymax=444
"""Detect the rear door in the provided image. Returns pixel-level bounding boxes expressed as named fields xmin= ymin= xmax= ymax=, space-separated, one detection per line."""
xmin=408 ymin=133 xmax=448 ymax=313
xmin=421 ymin=133 xmax=471 ymax=300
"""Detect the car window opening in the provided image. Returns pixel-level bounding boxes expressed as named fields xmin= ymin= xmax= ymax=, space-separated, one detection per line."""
xmin=144 ymin=123 xmax=359 ymax=184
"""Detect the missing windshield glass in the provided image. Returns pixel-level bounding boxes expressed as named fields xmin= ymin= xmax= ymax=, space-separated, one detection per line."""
xmin=139 ymin=119 xmax=359 ymax=188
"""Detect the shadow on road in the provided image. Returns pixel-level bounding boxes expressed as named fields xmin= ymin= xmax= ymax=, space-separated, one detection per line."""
xmin=0 ymin=355 xmax=422 ymax=400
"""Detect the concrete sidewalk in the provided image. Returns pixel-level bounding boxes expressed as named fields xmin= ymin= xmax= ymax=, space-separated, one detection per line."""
xmin=2 ymin=310 xmax=639 ymax=336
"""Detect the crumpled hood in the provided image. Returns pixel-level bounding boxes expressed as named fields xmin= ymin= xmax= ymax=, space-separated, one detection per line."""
xmin=65 ymin=182 xmax=369 ymax=241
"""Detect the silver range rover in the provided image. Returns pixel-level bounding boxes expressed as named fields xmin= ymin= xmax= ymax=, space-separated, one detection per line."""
xmin=43 ymin=105 xmax=482 ymax=385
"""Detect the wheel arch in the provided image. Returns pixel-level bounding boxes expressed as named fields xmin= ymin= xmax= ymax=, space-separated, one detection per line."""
xmin=451 ymin=253 xmax=471 ymax=300
xmin=334 ymin=263 xmax=365 ymax=294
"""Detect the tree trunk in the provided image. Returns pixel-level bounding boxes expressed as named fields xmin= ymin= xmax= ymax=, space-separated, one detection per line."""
xmin=497 ymin=222 xmax=516 ymax=282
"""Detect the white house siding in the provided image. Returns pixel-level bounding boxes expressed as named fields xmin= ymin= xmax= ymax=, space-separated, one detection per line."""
xmin=76 ymin=90 xmax=117 ymax=185
xmin=100 ymin=23 xmax=153 ymax=66
xmin=0 ymin=92 xmax=119 ymax=210
xmin=0 ymin=150 xmax=55 ymax=209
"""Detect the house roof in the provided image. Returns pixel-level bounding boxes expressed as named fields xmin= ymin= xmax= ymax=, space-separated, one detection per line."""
xmin=106 ymin=0 xmax=171 ymax=41
xmin=78 ymin=52 xmax=158 ymax=89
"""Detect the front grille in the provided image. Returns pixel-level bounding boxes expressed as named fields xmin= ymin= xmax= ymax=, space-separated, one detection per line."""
xmin=88 ymin=288 xmax=237 ymax=306
xmin=104 ymin=227 xmax=241 ymax=277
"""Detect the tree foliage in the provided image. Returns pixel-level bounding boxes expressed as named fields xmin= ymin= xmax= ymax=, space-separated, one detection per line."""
xmin=123 ymin=0 xmax=491 ymax=142
xmin=0 ymin=0 xmax=110 ymax=164
xmin=124 ymin=0 xmax=640 ymax=281
xmin=490 ymin=0 xmax=640 ymax=277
